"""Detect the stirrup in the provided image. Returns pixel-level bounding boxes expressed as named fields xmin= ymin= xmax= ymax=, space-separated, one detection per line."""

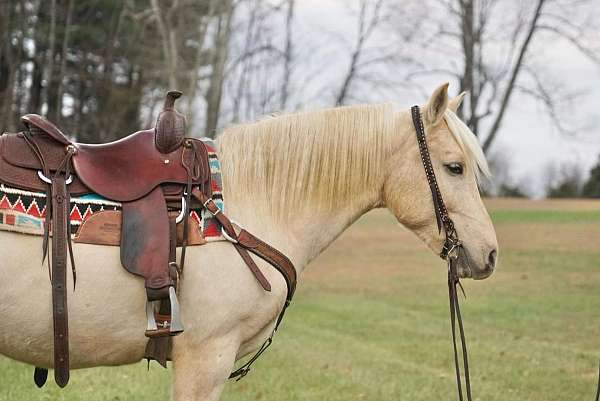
xmin=146 ymin=300 xmax=159 ymax=332
xmin=169 ymin=286 xmax=184 ymax=334
xmin=144 ymin=288 xmax=184 ymax=338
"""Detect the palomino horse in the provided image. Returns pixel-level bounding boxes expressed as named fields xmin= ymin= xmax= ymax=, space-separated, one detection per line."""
xmin=0 ymin=83 xmax=498 ymax=400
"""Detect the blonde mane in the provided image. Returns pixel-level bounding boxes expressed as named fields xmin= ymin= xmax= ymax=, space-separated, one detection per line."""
xmin=216 ymin=104 xmax=489 ymax=220
xmin=217 ymin=104 xmax=395 ymax=218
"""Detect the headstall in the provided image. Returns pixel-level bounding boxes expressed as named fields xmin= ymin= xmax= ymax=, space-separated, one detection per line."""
xmin=411 ymin=105 xmax=472 ymax=401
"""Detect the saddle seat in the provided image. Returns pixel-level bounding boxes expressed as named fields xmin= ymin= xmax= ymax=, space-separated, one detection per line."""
xmin=73 ymin=129 xmax=207 ymax=202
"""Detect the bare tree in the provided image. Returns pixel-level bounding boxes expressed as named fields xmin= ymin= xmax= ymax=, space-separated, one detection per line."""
xmin=335 ymin=0 xmax=384 ymax=106
xmin=222 ymin=0 xmax=290 ymax=124
xmin=426 ymin=0 xmax=600 ymax=153
xmin=544 ymin=161 xmax=584 ymax=198
xmin=150 ymin=0 xmax=180 ymax=89
xmin=52 ymin=0 xmax=73 ymax=123
xmin=279 ymin=0 xmax=295 ymax=110
xmin=205 ymin=0 xmax=235 ymax=137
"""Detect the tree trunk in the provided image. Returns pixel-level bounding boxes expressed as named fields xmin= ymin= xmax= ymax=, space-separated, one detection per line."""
xmin=53 ymin=0 xmax=73 ymax=123
xmin=151 ymin=0 xmax=179 ymax=90
xmin=482 ymin=0 xmax=546 ymax=152
xmin=186 ymin=0 xmax=218 ymax=132
xmin=0 ymin=1 xmax=15 ymax=128
xmin=40 ymin=0 xmax=57 ymax=115
xmin=280 ymin=0 xmax=295 ymax=110
xmin=204 ymin=0 xmax=234 ymax=138
xmin=459 ymin=0 xmax=474 ymax=123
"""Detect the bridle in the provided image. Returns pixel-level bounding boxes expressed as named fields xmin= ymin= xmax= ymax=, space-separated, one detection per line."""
xmin=411 ymin=105 xmax=473 ymax=401
xmin=226 ymin=104 xmax=600 ymax=400
xmin=411 ymin=105 xmax=600 ymax=401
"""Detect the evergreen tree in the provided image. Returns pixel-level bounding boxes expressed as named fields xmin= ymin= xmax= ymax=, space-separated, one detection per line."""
xmin=582 ymin=156 xmax=600 ymax=198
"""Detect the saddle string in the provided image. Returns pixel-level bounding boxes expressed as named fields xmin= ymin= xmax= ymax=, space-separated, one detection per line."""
xmin=21 ymin=132 xmax=52 ymax=275
xmin=22 ymin=130 xmax=78 ymax=288
xmin=179 ymin=140 xmax=205 ymax=273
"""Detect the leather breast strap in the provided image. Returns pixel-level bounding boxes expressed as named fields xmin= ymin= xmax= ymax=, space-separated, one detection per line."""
xmin=411 ymin=105 xmax=472 ymax=401
xmin=190 ymin=188 xmax=297 ymax=379
xmin=191 ymin=188 xmax=297 ymax=301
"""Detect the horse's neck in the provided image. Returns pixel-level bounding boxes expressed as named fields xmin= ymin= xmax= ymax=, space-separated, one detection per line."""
xmin=222 ymin=185 xmax=381 ymax=273
xmin=217 ymin=155 xmax=384 ymax=274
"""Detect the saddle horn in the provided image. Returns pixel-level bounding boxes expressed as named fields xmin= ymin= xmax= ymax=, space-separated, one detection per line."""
xmin=155 ymin=90 xmax=186 ymax=154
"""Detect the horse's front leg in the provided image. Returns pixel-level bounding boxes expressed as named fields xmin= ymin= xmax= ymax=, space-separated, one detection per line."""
xmin=171 ymin=332 xmax=239 ymax=401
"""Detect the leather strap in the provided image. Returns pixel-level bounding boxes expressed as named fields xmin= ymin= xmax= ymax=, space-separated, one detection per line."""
xmin=190 ymin=187 xmax=297 ymax=379
xmin=411 ymin=105 xmax=471 ymax=401
xmin=51 ymin=176 xmax=70 ymax=387
xmin=192 ymin=188 xmax=297 ymax=299
xmin=233 ymin=243 xmax=272 ymax=292
xmin=33 ymin=367 xmax=48 ymax=388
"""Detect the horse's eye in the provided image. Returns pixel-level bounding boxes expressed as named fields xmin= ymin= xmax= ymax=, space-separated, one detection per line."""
xmin=445 ymin=163 xmax=464 ymax=175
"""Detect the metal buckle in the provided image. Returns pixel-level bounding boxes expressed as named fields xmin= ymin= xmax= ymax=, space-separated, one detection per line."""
xmin=203 ymin=197 xmax=221 ymax=216
xmin=221 ymin=220 xmax=244 ymax=244
xmin=37 ymin=171 xmax=73 ymax=185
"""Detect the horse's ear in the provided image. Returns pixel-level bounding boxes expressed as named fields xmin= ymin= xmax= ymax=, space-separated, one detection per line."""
xmin=423 ymin=82 xmax=449 ymax=125
xmin=448 ymin=92 xmax=466 ymax=113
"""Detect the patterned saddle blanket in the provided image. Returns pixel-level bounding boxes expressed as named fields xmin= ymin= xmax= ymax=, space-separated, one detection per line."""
xmin=0 ymin=138 xmax=225 ymax=245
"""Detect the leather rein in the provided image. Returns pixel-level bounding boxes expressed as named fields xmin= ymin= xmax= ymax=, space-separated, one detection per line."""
xmin=411 ymin=105 xmax=473 ymax=401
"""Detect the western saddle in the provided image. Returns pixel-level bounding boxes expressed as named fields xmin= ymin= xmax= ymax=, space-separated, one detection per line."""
xmin=0 ymin=91 xmax=297 ymax=388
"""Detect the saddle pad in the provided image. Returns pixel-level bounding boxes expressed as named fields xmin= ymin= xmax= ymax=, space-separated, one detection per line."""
xmin=0 ymin=138 xmax=225 ymax=242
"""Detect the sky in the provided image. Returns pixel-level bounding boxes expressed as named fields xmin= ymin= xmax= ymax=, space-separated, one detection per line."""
xmin=291 ymin=0 xmax=600 ymax=196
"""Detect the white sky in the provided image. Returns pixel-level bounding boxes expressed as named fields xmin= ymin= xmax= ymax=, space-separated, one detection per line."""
xmin=292 ymin=0 xmax=600 ymax=195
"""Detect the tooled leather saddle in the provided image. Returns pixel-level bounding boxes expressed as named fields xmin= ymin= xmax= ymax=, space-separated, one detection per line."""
xmin=0 ymin=91 xmax=297 ymax=388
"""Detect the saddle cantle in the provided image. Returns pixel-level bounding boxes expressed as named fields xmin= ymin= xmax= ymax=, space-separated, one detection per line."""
xmin=0 ymin=90 xmax=298 ymax=388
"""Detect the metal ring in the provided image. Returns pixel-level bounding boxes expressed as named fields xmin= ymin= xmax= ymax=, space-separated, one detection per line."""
xmin=175 ymin=197 xmax=186 ymax=224
xmin=221 ymin=220 xmax=244 ymax=244
xmin=37 ymin=171 xmax=73 ymax=185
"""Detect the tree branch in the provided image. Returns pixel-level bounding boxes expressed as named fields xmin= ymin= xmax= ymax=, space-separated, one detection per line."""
xmin=482 ymin=0 xmax=547 ymax=152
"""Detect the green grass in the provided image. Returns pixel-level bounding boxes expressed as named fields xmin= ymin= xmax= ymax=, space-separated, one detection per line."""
xmin=1 ymin=202 xmax=600 ymax=400
xmin=490 ymin=209 xmax=600 ymax=223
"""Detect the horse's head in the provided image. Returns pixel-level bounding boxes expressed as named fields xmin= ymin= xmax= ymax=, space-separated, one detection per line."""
xmin=383 ymin=83 xmax=498 ymax=279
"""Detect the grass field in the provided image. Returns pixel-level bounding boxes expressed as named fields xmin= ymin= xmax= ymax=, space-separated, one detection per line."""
xmin=1 ymin=198 xmax=599 ymax=401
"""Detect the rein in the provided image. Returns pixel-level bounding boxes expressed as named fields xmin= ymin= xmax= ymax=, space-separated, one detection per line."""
xmin=411 ymin=105 xmax=473 ymax=401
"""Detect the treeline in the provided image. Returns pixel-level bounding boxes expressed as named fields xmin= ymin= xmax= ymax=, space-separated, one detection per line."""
xmin=544 ymin=159 xmax=600 ymax=199
xmin=0 ymin=0 xmax=231 ymax=142
xmin=493 ymin=158 xmax=600 ymax=199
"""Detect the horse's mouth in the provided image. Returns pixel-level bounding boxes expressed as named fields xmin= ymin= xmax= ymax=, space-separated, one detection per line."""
xmin=455 ymin=247 xmax=494 ymax=280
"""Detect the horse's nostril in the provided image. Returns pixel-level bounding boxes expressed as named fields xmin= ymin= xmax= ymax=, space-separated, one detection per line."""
xmin=488 ymin=249 xmax=497 ymax=267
